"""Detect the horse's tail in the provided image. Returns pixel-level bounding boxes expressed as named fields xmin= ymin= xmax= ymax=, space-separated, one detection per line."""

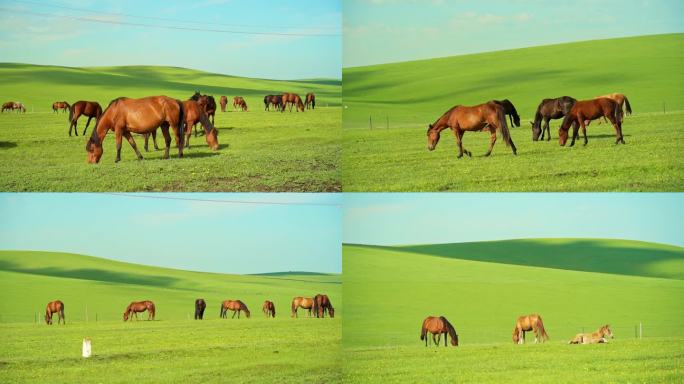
xmin=312 ymin=297 xmax=319 ymax=318
xmin=68 ymin=104 xmax=74 ymax=123
xmin=176 ymin=100 xmax=185 ymax=148
xmin=420 ymin=319 xmax=427 ymax=341
xmin=613 ymin=99 xmax=622 ymax=124
xmin=537 ymin=316 xmax=549 ymax=341
xmin=623 ymin=95 xmax=632 ymax=115
xmin=291 ymin=299 xmax=296 ymax=315
xmin=272 ymin=303 xmax=276 ymax=317
xmin=496 ymin=104 xmax=512 ymax=147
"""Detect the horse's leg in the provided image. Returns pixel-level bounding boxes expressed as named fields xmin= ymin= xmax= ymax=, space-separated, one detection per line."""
xmin=122 ymin=131 xmax=144 ymax=161
xmin=171 ymin=123 xmax=184 ymax=158
xmin=160 ymin=125 xmax=172 ymax=160
xmin=185 ymin=124 xmax=192 ymax=149
xmin=83 ymin=117 xmax=94 ymax=136
xmin=70 ymin=115 xmax=78 ymax=136
xmin=570 ymin=119 xmax=580 ymax=147
xmin=608 ymin=115 xmax=625 ymax=144
xmin=444 ymin=332 xmax=448 ymax=347
xmin=114 ymin=129 xmax=124 ymax=163
xmin=485 ymin=130 xmax=497 ymax=157
xmin=152 ymin=130 xmax=159 ymax=150
xmin=543 ymin=118 xmax=551 ymax=141
xmin=232 ymin=310 xmax=237 ymax=319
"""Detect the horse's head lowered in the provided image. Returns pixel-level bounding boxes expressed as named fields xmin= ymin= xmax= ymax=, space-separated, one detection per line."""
xmin=558 ymin=115 xmax=572 ymax=146
xmin=123 ymin=311 xmax=129 ymax=321
xmin=512 ymin=328 xmax=520 ymax=344
xmin=427 ymin=124 xmax=441 ymax=151
xmin=86 ymin=136 xmax=103 ymax=163
xmin=530 ymin=121 xmax=542 ymax=141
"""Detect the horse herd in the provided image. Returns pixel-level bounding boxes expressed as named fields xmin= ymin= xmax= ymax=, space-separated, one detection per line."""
xmin=43 ymin=294 xmax=334 ymax=324
xmin=421 ymin=313 xmax=614 ymax=347
xmin=426 ymin=93 xmax=631 ymax=157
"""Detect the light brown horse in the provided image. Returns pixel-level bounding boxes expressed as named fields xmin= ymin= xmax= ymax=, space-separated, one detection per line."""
xmin=123 ymin=300 xmax=155 ymax=321
xmin=312 ymin=294 xmax=335 ymax=318
xmin=305 ymin=92 xmax=316 ymax=110
xmin=13 ymin=102 xmax=26 ymax=113
xmin=513 ymin=314 xmax=549 ymax=344
xmin=569 ymin=325 xmax=613 ymax=344
xmin=420 ymin=316 xmax=459 ymax=347
xmin=144 ymin=99 xmax=218 ymax=151
xmin=291 ymin=296 xmax=314 ymax=317
xmin=220 ymin=300 xmax=251 ymax=319
xmin=86 ymin=96 xmax=185 ymax=163
xmin=233 ymin=96 xmax=248 ymax=111
xmin=219 ymin=96 xmax=228 ymax=112
xmin=427 ymin=102 xmax=517 ymax=157
xmin=262 ymin=300 xmax=276 ymax=318
xmin=45 ymin=300 xmax=65 ymax=325
xmin=595 ymin=93 xmax=631 ymax=121
xmin=558 ymin=98 xmax=624 ymax=147
xmin=69 ymin=100 xmax=102 ymax=136
xmin=281 ymin=93 xmax=305 ymax=112
xmin=52 ymin=101 xmax=70 ymax=113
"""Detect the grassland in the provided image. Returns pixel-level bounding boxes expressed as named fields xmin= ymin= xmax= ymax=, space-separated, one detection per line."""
xmin=0 ymin=250 xmax=341 ymax=383
xmin=0 ymin=64 xmax=341 ymax=191
xmin=342 ymin=33 xmax=684 ymax=191
xmin=342 ymin=239 xmax=684 ymax=382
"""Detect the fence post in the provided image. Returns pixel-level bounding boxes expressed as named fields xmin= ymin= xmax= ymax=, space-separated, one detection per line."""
xmin=86 ymin=304 xmax=88 ymax=322
xmin=639 ymin=322 xmax=642 ymax=339
xmin=663 ymin=102 xmax=665 ymax=114
xmin=35 ymin=311 xmax=37 ymax=324
xmin=369 ymin=116 xmax=373 ymax=130
xmin=386 ymin=115 xmax=389 ymax=129
xmin=634 ymin=325 xmax=637 ymax=339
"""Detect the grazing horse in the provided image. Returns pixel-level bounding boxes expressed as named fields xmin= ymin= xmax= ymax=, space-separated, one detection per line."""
xmin=12 ymin=102 xmax=26 ymax=113
xmin=233 ymin=96 xmax=248 ymax=111
xmin=305 ymin=92 xmax=316 ymax=110
xmin=281 ymin=93 xmax=305 ymax=112
xmin=123 ymin=300 xmax=156 ymax=321
xmin=86 ymin=96 xmax=185 ymax=163
xmin=220 ymin=300 xmax=251 ymax=319
xmin=195 ymin=298 xmax=206 ymax=320
xmin=69 ymin=100 xmax=102 ymax=136
xmin=427 ymin=101 xmax=517 ymax=157
xmin=45 ymin=300 xmax=65 ymax=325
xmin=420 ymin=316 xmax=459 ymax=347
xmin=219 ymin=96 xmax=228 ymax=112
xmin=1 ymin=102 xmax=14 ymax=112
xmin=569 ymin=325 xmax=613 ymax=344
xmin=291 ymin=296 xmax=314 ymax=317
xmin=531 ymin=96 xmax=577 ymax=141
xmin=191 ymin=92 xmax=217 ymax=125
xmin=264 ymin=95 xmax=283 ymax=111
xmin=144 ymin=99 xmax=218 ymax=151
xmin=558 ymin=98 xmax=624 ymax=147
xmin=312 ymin=294 xmax=335 ymax=318
xmin=52 ymin=101 xmax=70 ymax=113
xmin=491 ymin=99 xmax=520 ymax=127
xmin=512 ymin=314 xmax=549 ymax=344
xmin=595 ymin=93 xmax=631 ymax=121
xmin=262 ymin=300 xmax=276 ymax=318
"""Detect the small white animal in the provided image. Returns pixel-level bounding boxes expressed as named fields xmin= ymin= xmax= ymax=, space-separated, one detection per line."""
xmin=82 ymin=337 xmax=92 ymax=358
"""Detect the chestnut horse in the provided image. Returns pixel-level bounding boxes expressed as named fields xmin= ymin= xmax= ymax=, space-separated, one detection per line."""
xmin=1 ymin=102 xmax=14 ymax=112
xmin=291 ymin=296 xmax=314 ymax=317
xmin=219 ymin=96 xmax=228 ymax=112
xmin=52 ymin=101 xmax=70 ymax=113
xmin=595 ymin=93 xmax=631 ymax=120
xmin=427 ymin=101 xmax=517 ymax=157
xmin=144 ymin=99 xmax=218 ymax=151
xmin=69 ymin=100 xmax=102 ymax=136
xmin=264 ymin=95 xmax=283 ymax=111
xmin=312 ymin=294 xmax=335 ymax=318
xmin=531 ymin=96 xmax=577 ymax=141
xmin=281 ymin=93 xmax=305 ymax=112
xmin=123 ymin=300 xmax=155 ymax=321
xmin=86 ymin=96 xmax=185 ymax=163
xmin=220 ymin=300 xmax=251 ymax=318
xmin=262 ymin=300 xmax=276 ymax=318
xmin=420 ymin=316 xmax=458 ymax=347
xmin=305 ymin=92 xmax=316 ymax=110
xmin=195 ymin=298 xmax=206 ymax=320
xmin=558 ymin=98 xmax=624 ymax=146
xmin=45 ymin=300 xmax=65 ymax=325
xmin=191 ymin=92 xmax=216 ymax=125
xmin=512 ymin=314 xmax=549 ymax=344
xmin=233 ymin=96 xmax=248 ymax=111
xmin=491 ymin=99 xmax=520 ymax=127
xmin=569 ymin=325 xmax=613 ymax=344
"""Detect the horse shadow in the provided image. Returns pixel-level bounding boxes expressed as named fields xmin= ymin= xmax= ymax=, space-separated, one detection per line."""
xmin=585 ymin=133 xmax=632 ymax=139
xmin=0 ymin=141 xmax=17 ymax=149
xmin=181 ymin=151 xmax=221 ymax=159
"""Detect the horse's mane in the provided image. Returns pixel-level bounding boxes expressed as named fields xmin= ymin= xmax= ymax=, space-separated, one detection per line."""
xmin=428 ymin=105 xmax=460 ymax=132
xmin=440 ymin=316 xmax=458 ymax=344
xmin=86 ymin=98 xmax=124 ymax=147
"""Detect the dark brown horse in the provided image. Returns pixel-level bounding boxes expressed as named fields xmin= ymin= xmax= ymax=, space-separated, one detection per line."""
xmin=233 ymin=96 xmax=248 ymax=111
xmin=220 ymin=300 xmax=251 ymax=318
xmin=52 ymin=101 xmax=70 ymax=113
xmin=195 ymin=298 xmax=206 ymax=320
xmin=281 ymin=93 xmax=305 ymax=112
xmin=491 ymin=99 xmax=520 ymax=127
xmin=264 ymin=95 xmax=283 ymax=111
xmin=291 ymin=296 xmax=314 ymax=317
xmin=427 ymin=101 xmax=517 ymax=157
xmin=191 ymin=92 xmax=216 ymax=125
xmin=86 ymin=96 xmax=185 ymax=163
xmin=262 ymin=300 xmax=276 ymax=318
xmin=123 ymin=300 xmax=156 ymax=321
xmin=531 ymin=96 xmax=577 ymax=141
xmin=305 ymin=92 xmax=316 ymax=110
xmin=1 ymin=102 xmax=14 ymax=113
xmin=45 ymin=300 xmax=65 ymax=325
xmin=145 ymin=99 xmax=218 ymax=151
xmin=558 ymin=98 xmax=624 ymax=146
xmin=219 ymin=96 xmax=228 ymax=112
xmin=513 ymin=314 xmax=549 ymax=344
xmin=420 ymin=316 xmax=458 ymax=347
xmin=312 ymin=294 xmax=335 ymax=318
xmin=69 ymin=100 xmax=102 ymax=136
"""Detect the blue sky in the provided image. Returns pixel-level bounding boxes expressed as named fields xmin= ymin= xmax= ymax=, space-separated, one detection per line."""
xmin=344 ymin=0 xmax=684 ymax=67
xmin=343 ymin=193 xmax=684 ymax=247
xmin=0 ymin=0 xmax=341 ymax=79
xmin=0 ymin=193 xmax=341 ymax=274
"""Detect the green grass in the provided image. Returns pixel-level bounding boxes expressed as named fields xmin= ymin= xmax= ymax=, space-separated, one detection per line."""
xmin=0 ymin=251 xmax=341 ymax=383
xmin=342 ymin=239 xmax=684 ymax=382
xmin=0 ymin=64 xmax=341 ymax=191
xmin=342 ymin=34 xmax=684 ymax=191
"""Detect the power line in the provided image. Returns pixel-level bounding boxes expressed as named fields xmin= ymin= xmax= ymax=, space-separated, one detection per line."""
xmin=102 ymin=193 xmax=341 ymax=207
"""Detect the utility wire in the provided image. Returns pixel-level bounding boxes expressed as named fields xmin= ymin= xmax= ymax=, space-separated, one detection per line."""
xmin=103 ymin=193 xmax=341 ymax=207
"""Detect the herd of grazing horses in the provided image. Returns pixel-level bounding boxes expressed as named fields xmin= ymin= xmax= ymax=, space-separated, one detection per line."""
xmin=420 ymin=313 xmax=613 ymax=347
xmin=1 ymin=101 xmax=26 ymax=113
xmin=426 ymin=93 xmax=631 ymax=157
xmin=43 ymin=294 xmax=335 ymax=325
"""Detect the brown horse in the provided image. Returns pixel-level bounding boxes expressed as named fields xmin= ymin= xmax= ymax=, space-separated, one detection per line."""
xmin=262 ymin=300 xmax=276 ymax=318
xmin=420 ymin=316 xmax=459 ymax=347
xmin=45 ymin=300 xmax=65 ymax=325
xmin=123 ymin=300 xmax=155 ymax=321
xmin=312 ymin=294 xmax=335 ymax=318
xmin=427 ymin=102 xmax=517 ymax=157
xmin=86 ymin=96 xmax=185 ymax=163
xmin=491 ymin=99 xmax=520 ymax=127
xmin=1 ymin=102 xmax=14 ymax=112
xmin=191 ymin=92 xmax=216 ymax=125
xmin=233 ymin=96 xmax=248 ymax=111
xmin=305 ymin=92 xmax=316 ymax=110
xmin=195 ymin=298 xmax=206 ymax=320
xmin=291 ymin=296 xmax=314 ymax=317
xmin=68 ymin=100 xmax=102 ymax=136
xmin=52 ymin=101 xmax=70 ymax=113
xmin=219 ymin=96 xmax=228 ymax=112
xmin=531 ymin=96 xmax=577 ymax=141
xmin=220 ymin=300 xmax=251 ymax=319
xmin=281 ymin=93 xmax=305 ymax=112
xmin=144 ymin=99 xmax=219 ymax=151
xmin=558 ymin=98 xmax=624 ymax=147
xmin=513 ymin=314 xmax=549 ymax=344
xmin=264 ymin=95 xmax=283 ymax=111
xmin=595 ymin=93 xmax=631 ymax=120
xmin=569 ymin=325 xmax=613 ymax=344
xmin=13 ymin=102 xmax=26 ymax=113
